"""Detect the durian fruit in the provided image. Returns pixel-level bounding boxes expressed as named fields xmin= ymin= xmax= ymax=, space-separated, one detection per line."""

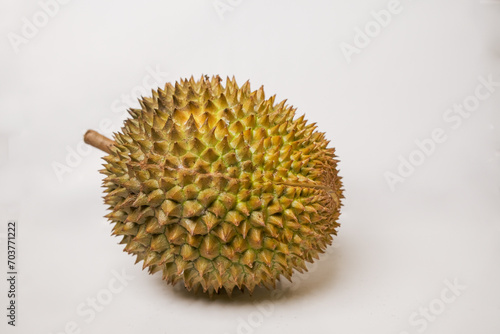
xmin=87 ymin=75 xmax=343 ymax=295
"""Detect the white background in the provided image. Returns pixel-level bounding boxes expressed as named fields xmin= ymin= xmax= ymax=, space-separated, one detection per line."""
xmin=1 ymin=1 xmax=499 ymax=333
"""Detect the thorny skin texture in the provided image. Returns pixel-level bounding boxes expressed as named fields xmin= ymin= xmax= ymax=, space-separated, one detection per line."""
xmin=102 ymin=75 xmax=344 ymax=295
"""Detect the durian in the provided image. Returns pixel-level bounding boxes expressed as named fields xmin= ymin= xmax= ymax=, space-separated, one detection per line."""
xmin=84 ymin=75 xmax=344 ymax=295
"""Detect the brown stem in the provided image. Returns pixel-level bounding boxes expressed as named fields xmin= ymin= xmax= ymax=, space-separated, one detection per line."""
xmin=84 ymin=130 xmax=115 ymax=154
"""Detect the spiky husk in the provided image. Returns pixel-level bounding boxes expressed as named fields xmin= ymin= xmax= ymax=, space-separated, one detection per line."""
xmin=101 ymin=75 xmax=343 ymax=295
